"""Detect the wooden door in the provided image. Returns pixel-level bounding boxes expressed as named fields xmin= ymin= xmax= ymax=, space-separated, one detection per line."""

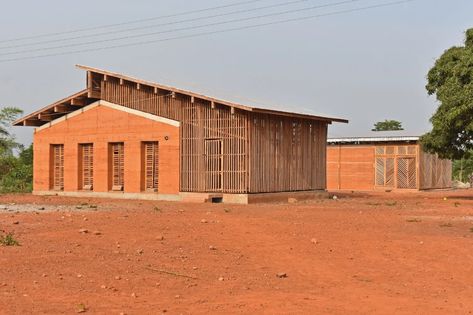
xmin=204 ymin=139 xmax=223 ymax=192
xmin=52 ymin=144 xmax=64 ymax=190
xmin=111 ymin=143 xmax=124 ymax=191
xmin=144 ymin=142 xmax=159 ymax=192
xmin=397 ymin=157 xmax=416 ymax=189
xmin=81 ymin=144 xmax=94 ymax=190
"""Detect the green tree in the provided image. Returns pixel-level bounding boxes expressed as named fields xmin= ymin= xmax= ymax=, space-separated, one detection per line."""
xmin=421 ymin=28 xmax=473 ymax=160
xmin=0 ymin=107 xmax=23 ymax=153
xmin=0 ymin=107 xmax=33 ymax=193
xmin=452 ymin=155 xmax=473 ymax=182
xmin=372 ymin=120 xmax=404 ymax=131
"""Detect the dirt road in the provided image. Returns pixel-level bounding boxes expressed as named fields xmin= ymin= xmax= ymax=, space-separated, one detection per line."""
xmin=1 ymin=191 xmax=472 ymax=314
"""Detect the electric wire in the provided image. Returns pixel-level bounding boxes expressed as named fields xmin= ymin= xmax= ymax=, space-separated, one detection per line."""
xmin=0 ymin=0 xmax=415 ymax=63
xmin=0 ymin=0 xmax=314 ymax=50
xmin=0 ymin=0 xmax=369 ymax=56
xmin=0 ymin=0 xmax=270 ymax=43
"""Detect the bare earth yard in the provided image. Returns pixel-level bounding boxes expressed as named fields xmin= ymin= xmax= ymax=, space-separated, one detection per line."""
xmin=1 ymin=191 xmax=473 ymax=314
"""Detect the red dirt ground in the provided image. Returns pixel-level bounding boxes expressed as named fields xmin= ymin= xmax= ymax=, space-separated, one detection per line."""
xmin=1 ymin=190 xmax=473 ymax=314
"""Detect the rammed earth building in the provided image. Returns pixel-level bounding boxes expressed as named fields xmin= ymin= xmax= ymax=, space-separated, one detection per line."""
xmin=15 ymin=65 xmax=347 ymax=203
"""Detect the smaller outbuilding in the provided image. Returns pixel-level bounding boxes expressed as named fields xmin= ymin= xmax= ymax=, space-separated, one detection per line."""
xmin=327 ymin=131 xmax=452 ymax=191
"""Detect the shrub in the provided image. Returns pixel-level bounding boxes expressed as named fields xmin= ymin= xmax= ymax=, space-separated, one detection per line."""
xmin=0 ymin=232 xmax=20 ymax=246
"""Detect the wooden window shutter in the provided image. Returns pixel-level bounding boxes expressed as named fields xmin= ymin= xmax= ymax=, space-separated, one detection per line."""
xmin=111 ymin=143 xmax=124 ymax=191
xmin=52 ymin=144 xmax=64 ymax=190
xmin=81 ymin=144 xmax=94 ymax=190
xmin=144 ymin=142 xmax=159 ymax=191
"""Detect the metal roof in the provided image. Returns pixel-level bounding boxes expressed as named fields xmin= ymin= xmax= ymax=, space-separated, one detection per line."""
xmin=76 ymin=65 xmax=349 ymax=123
xmin=328 ymin=130 xmax=422 ymax=143
xmin=15 ymin=65 xmax=348 ymax=126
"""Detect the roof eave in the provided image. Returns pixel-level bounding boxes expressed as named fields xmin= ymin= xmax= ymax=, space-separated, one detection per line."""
xmin=76 ymin=64 xmax=349 ymax=123
xmin=13 ymin=89 xmax=90 ymax=127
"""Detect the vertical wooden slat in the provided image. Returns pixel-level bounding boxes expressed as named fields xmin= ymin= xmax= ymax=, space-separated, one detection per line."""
xmin=81 ymin=143 xmax=93 ymax=190
xmin=111 ymin=142 xmax=124 ymax=191
xmin=144 ymin=142 xmax=159 ymax=191
xmin=52 ymin=144 xmax=64 ymax=190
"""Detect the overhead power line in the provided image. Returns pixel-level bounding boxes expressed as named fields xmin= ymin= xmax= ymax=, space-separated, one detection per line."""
xmin=0 ymin=0 xmax=416 ymax=63
xmin=0 ymin=0 xmax=269 ymax=44
xmin=0 ymin=0 xmax=313 ymax=50
xmin=0 ymin=0 xmax=365 ymax=56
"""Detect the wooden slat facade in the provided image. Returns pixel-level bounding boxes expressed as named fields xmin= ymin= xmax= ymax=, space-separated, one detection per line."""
xmin=51 ymin=144 xmax=64 ymax=191
xmin=144 ymin=142 xmax=159 ymax=191
xmin=111 ymin=142 xmax=125 ymax=191
xmin=80 ymin=143 xmax=94 ymax=190
xmin=91 ymin=74 xmax=329 ymax=194
xmin=327 ymin=143 xmax=452 ymax=191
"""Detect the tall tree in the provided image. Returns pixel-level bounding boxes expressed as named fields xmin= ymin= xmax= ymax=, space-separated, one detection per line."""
xmin=0 ymin=107 xmax=33 ymax=193
xmin=421 ymin=28 xmax=473 ymax=160
xmin=0 ymin=107 xmax=23 ymax=154
xmin=372 ymin=120 xmax=404 ymax=131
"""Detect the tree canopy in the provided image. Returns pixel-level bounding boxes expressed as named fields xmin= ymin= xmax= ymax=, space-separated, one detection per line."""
xmin=0 ymin=106 xmax=33 ymax=193
xmin=421 ymin=28 xmax=473 ymax=160
xmin=372 ymin=120 xmax=404 ymax=131
xmin=0 ymin=107 xmax=22 ymax=153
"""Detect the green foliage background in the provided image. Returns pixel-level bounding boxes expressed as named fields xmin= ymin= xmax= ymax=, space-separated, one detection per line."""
xmin=372 ymin=120 xmax=404 ymax=131
xmin=0 ymin=107 xmax=32 ymax=193
xmin=421 ymin=28 xmax=473 ymax=160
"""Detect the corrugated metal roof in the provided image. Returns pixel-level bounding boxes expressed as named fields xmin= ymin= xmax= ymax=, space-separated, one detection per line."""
xmin=76 ymin=65 xmax=349 ymax=123
xmin=328 ymin=130 xmax=422 ymax=143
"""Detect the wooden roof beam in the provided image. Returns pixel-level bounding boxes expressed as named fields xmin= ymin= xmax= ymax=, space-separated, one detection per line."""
xmin=37 ymin=113 xmax=53 ymax=122
xmin=71 ymin=98 xmax=86 ymax=106
xmin=54 ymin=104 xmax=73 ymax=113
xmin=23 ymin=119 xmax=43 ymax=126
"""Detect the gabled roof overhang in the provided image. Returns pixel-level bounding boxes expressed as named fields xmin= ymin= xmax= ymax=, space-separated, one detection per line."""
xmin=15 ymin=65 xmax=349 ymax=127
xmin=77 ymin=65 xmax=348 ymax=124
xmin=13 ymin=89 xmax=92 ymax=126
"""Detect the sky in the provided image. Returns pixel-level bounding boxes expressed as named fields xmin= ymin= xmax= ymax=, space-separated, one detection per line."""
xmin=0 ymin=0 xmax=472 ymax=145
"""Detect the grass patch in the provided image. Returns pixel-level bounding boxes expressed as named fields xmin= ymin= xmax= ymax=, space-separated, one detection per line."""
xmin=470 ymin=227 xmax=473 ymax=233
xmin=406 ymin=218 xmax=421 ymax=223
xmin=439 ymin=223 xmax=453 ymax=228
xmin=153 ymin=206 xmax=162 ymax=213
xmin=0 ymin=232 xmax=20 ymax=246
xmin=76 ymin=303 xmax=87 ymax=313
xmin=385 ymin=201 xmax=398 ymax=207
xmin=366 ymin=202 xmax=381 ymax=206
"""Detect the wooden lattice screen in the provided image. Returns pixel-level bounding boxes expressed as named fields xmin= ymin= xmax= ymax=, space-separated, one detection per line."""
xmin=144 ymin=142 xmax=159 ymax=191
xmin=52 ymin=144 xmax=64 ymax=190
xmin=419 ymin=151 xmax=452 ymax=189
xmin=204 ymin=139 xmax=223 ymax=192
xmin=375 ymin=145 xmax=417 ymax=189
xmin=111 ymin=143 xmax=124 ymax=191
xmin=81 ymin=144 xmax=94 ymax=190
xmin=397 ymin=157 xmax=416 ymax=189
xmin=97 ymin=76 xmax=328 ymax=193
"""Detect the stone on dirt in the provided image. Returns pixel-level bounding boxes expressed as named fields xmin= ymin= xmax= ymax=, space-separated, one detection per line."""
xmin=276 ymin=272 xmax=287 ymax=278
xmin=288 ymin=198 xmax=298 ymax=204
xmin=79 ymin=229 xmax=89 ymax=234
